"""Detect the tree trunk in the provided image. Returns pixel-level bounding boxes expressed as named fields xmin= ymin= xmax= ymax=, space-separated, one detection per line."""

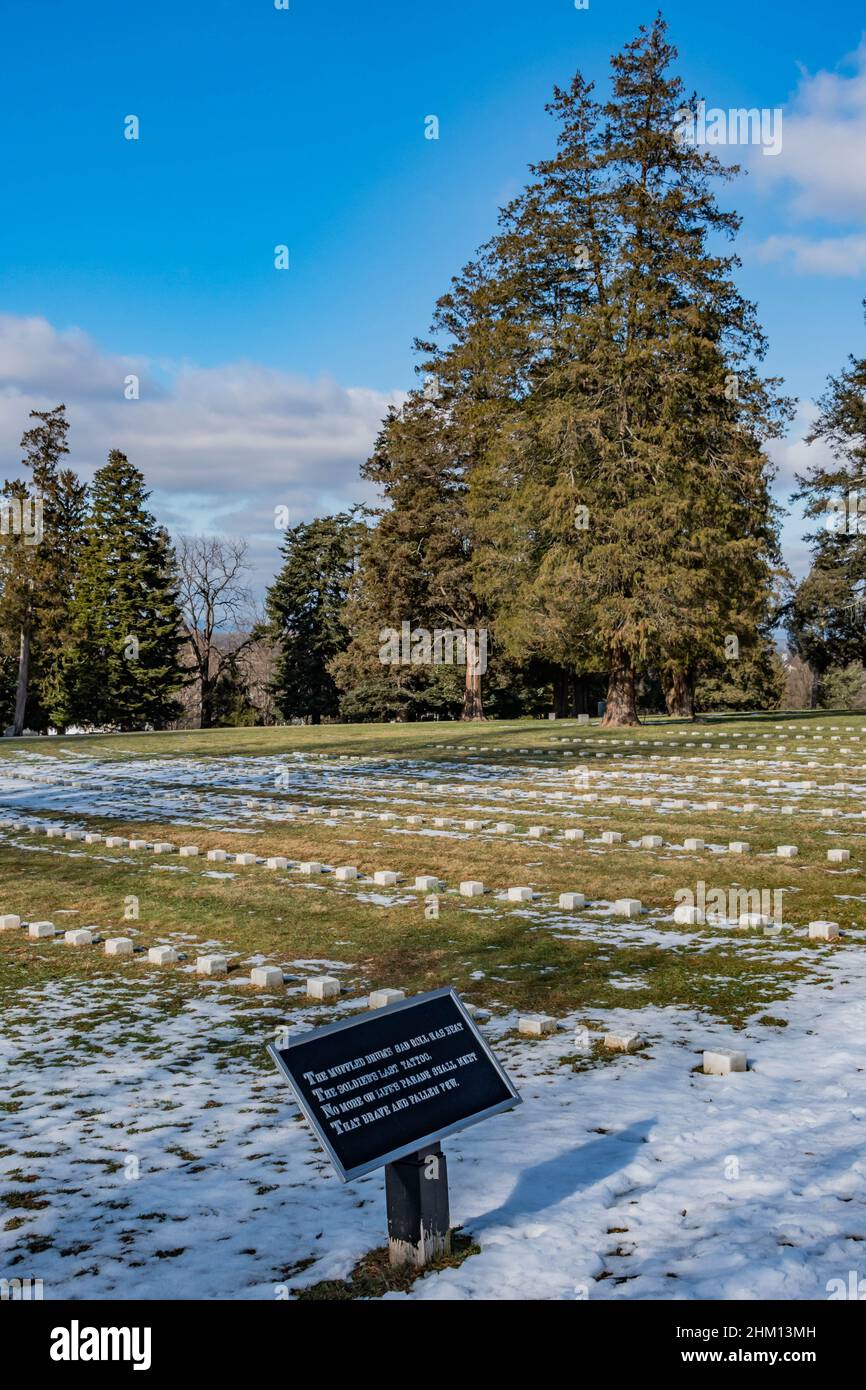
xmin=662 ymin=666 xmax=695 ymax=719
xmin=552 ymin=671 xmax=569 ymax=719
xmin=200 ymin=676 xmax=213 ymax=729
xmin=573 ymin=675 xmax=591 ymax=716
xmin=602 ymin=648 xmax=639 ymax=726
xmin=462 ymin=661 xmax=484 ymax=720
xmin=12 ymin=622 xmax=31 ymax=736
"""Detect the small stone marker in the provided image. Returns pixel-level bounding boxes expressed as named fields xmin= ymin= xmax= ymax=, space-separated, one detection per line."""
xmin=105 ymin=937 xmax=133 ymax=957
xmin=808 ymin=920 xmax=840 ymax=941
xmin=507 ymin=886 xmax=534 ymax=902
xmin=267 ymin=856 xmax=289 ymax=870
xmin=148 ymin=945 xmax=177 ymax=965
xmin=207 ymin=849 xmax=228 ymax=862
xmin=234 ymin=853 xmax=256 ymax=866
xmin=614 ymin=899 xmax=642 ymax=918
xmin=179 ymin=845 xmax=199 ymax=857
xmin=604 ymin=1032 xmax=643 ymax=1053
xmin=334 ymin=866 xmax=358 ymax=882
xmin=196 ymin=954 xmax=227 ymax=977
xmin=564 ymin=828 xmax=584 ymax=841
xmin=307 ymin=975 xmax=341 ymax=1001
xmin=459 ymin=880 xmax=484 ymax=897
xmin=84 ymin=833 xmax=103 ymax=845
xmin=369 ymin=987 xmax=406 ymax=1010
xmin=153 ymin=842 xmax=177 ymax=854
xmin=0 ymin=914 xmax=21 ymax=931
xmin=414 ymin=875 xmax=440 ymax=891
xmin=703 ymin=1049 xmax=747 ymax=1076
xmin=464 ymin=819 xmax=484 ymax=831
xmin=674 ymin=904 xmax=705 ymax=925
xmin=104 ymin=837 xmax=127 ymax=848
xmin=684 ymin=838 xmax=704 ymax=851
xmin=640 ymin=835 xmax=663 ymax=849
xmin=64 ymin=928 xmax=93 ymax=946
xmin=528 ymin=826 xmax=546 ymax=838
xmin=299 ymin=861 xmax=324 ymax=874
xmin=559 ymin=892 xmax=586 ymax=910
xmin=373 ymin=870 xmax=399 ymax=887
xmin=28 ymin=921 xmax=55 ymax=939
xmin=494 ymin=823 xmax=516 ymax=834
xmin=777 ymin=845 xmax=798 ymax=858
xmin=827 ymin=848 xmax=850 ymax=863
xmin=728 ymin=841 xmax=750 ymax=854
xmin=46 ymin=827 xmax=64 ymax=839
xmin=518 ymin=1014 xmax=557 ymax=1037
xmin=129 ymin=839 xmax=149 ymax=850
xmin=738 ymin=911 xmax=770 ymax=928
xmin=601 ymin=831 xmax=622 ymax=844
xmin=251 ymin=966 xmax=284 ymax=988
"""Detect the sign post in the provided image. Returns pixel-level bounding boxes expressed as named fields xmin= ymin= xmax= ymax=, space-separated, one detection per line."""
xmin=385 ymin=1141 xmax=450 ymax=1269
xmin=268 ymin=987 xmax=520 ymax=1270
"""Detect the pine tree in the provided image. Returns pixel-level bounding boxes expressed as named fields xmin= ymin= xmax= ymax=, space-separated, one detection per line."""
xmin=465 ymin=17 xmax=789 ymax=723
xmin=788 ymin=306 xmax=866 ymax=672
xmin=0 ymin=404 xmax=82 ymax=734
xmin=333 ymin=402 xmax=489 ymax=720
xmin=53 ymin=451 xmax=184 ymax=730
xmin=266 ymin=513 xmax=362 ymax=724
xmin=36 ymin=468 xmax=88 ymax=729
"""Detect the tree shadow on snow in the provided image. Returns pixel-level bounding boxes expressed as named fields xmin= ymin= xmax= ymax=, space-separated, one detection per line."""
xmin=469 ymin=1119 xmax=655 ymax=1233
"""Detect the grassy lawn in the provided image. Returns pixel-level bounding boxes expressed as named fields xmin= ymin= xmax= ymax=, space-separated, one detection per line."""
xmin=1 ymin=709 xmax=863 ymax=1033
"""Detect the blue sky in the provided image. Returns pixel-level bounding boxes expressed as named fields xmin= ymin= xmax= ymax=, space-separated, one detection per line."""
xmin=1 ymin=0 xmax=866 ymax=584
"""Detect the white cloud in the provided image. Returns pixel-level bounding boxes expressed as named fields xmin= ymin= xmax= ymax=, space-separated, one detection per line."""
xmin=755 ymin=232 xmax=866 ymax=276
xmin=0 ymin=314 xmax=404 ymax=589
xmin=766 ymin=402 xmax=836 ymax=581
xmin=766 ymin=400 xmax=833 ymax=491
xmin=751 ymin=39 xmax=866 ymax=220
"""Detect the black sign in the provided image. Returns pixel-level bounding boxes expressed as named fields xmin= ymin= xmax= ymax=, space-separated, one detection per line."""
xmin=267 ymin=987 xmax=521 ymax=1181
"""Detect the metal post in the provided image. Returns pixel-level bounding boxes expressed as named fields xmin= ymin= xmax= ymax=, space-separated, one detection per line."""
xmin=385 ymin=1141 xmax=451 ymax=1270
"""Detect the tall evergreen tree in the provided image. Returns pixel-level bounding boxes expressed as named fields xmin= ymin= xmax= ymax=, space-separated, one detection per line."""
xmin=0 ymin=404 xmax=84 ymax=734
xmin=333 ymin=402 xmax=489 ymax=720
xmin=788 ymin=306 xmax=866 ymax=673
xmin=266 ymin=513 xmax=362 ymax=724
xmin=52 ymin=451 xmax=184 ymax=730
xmin=465 ymin=17 xmax=789 ymax=724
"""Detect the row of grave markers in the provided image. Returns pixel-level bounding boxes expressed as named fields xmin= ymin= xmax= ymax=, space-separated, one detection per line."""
xmin=31 ymin=816 xmax=862 ymax=859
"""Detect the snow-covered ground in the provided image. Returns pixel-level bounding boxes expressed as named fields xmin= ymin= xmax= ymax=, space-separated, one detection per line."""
xmin=2 ymin=729 xmax=865 ymax=1300
xmin=1 ymin=949 xmax=864 ymax=1301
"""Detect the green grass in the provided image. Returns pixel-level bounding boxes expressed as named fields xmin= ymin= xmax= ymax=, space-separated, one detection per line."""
xmin=1 ymin=709 xmax=864 ymax=1028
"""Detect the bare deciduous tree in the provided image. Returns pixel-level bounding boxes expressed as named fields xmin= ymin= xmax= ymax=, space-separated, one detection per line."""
xmin=177 ymin=536 xmax=257 ymax=728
